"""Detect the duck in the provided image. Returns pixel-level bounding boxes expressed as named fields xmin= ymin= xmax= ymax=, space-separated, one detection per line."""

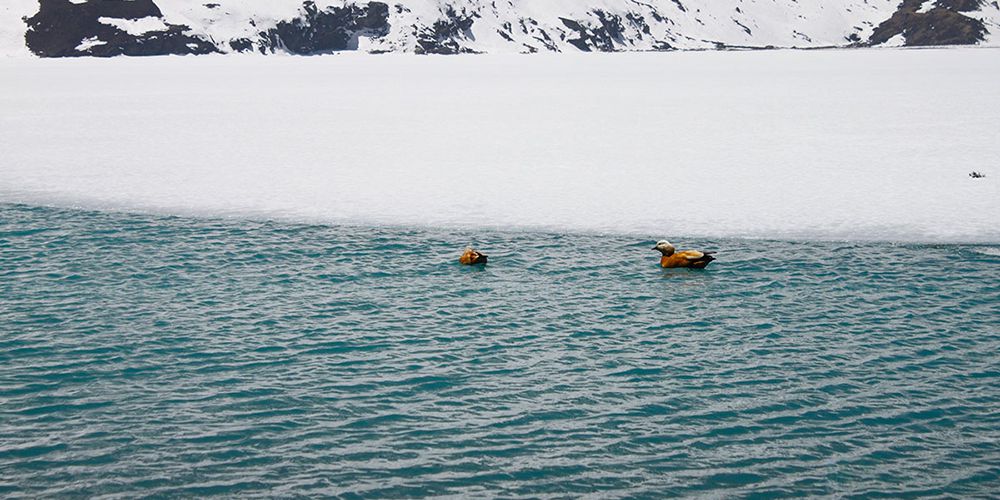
xmin=653 ymin=240 xmax=716 ymax=269
xmin=459 ymin=247 xmax=488 ymax=265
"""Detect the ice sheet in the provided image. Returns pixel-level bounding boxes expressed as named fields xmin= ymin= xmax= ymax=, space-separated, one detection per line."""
xmin=1 ymin=49 xmax=998 ymax=242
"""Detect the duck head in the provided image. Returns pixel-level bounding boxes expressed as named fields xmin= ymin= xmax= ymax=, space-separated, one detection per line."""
xmin=653 ymin=240 xmax=675 ymax=256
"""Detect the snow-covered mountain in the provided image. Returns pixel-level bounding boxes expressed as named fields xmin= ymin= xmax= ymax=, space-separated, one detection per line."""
xmin=3 ymin=0 xmax=1000 ymax=56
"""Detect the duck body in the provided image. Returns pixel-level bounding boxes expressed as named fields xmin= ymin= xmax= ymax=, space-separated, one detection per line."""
xmin=660 ymin=250 xmax=716 ymax=269
xmin=459 ymin=248 xmax=488 ymax=265
xmin=654 ymin=240 xmax=715 ymax=269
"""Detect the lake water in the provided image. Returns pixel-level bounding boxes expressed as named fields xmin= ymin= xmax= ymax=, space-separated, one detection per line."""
xmin=1 ymin=203 xmax=998 ymax=497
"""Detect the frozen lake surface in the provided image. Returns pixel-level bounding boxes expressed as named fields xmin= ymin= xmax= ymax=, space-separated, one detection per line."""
xmin=1 ymin=48 xmax=998 ymax=242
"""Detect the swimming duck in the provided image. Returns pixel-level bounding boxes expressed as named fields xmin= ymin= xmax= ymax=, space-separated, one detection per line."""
xmin=653 ymin=240 xmax=716 ymax=269
xmin=459 ymin=247 xmax=488 ymax=265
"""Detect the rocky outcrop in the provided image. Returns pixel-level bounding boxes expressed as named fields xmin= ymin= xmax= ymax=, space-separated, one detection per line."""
xmin=14 ymin=0 xmax=1000 ymax=57
xmin=258 ymin=1 xmax=389 ymax=54
xmin=24 ymin=0 xmax=390 ymax=57
xmin=24 ymin=0 xmax=217 ymax=57
xmin=414 ymin=6 xmax=479 ymax=54
xmin=869 ymin=0 xmax=989 ymax=46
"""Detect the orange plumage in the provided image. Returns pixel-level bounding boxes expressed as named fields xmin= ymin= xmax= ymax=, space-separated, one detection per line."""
xmin=653 ymin=241 xmax=715 ymax=269
xmin=459 ymin=248 xmax=488 ymax=265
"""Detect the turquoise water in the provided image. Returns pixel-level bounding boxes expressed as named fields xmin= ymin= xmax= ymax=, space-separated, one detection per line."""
xmin=1 ymin=203 xmax=999 ymax=497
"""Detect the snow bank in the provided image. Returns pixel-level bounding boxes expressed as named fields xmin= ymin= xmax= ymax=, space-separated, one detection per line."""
xmin=0 ymin=0 xmax=37 ymax=57
xmin=1 ymin=49 xmax=998 ymax=243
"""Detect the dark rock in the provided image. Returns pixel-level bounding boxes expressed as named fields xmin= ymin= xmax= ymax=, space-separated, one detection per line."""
xmin=733 ymin=19 xmax=753 ymax=36
xmin=868 ymin=0 xmax=987 ymax=46
xmin=415 ymin=6 xmax=480 ymax=54
xmin=229 ymin=38 xmax=254 ymax=53
xmin=528 ymin=24 xmax=559 ymax=52
xmin=557 ymin=10 xmax=660 ymax=52
xmin=626 ymin=12 xmax=652 ymax=36
xmin=25 ymin=0 xmax=217 ymax=57
xmin=593 ymin=10 xmax=627 ymax=44
xmin=937 ymin=0 xmax=984 ymax=11
xmin=560 ymin=14 xmax=617 ymax=51
xmin=262 ymin=1 xmax=389 ymax=54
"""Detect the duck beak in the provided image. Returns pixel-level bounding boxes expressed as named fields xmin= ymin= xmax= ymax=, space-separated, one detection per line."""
xmin=652 ymin=246 xmax=659 ymax=250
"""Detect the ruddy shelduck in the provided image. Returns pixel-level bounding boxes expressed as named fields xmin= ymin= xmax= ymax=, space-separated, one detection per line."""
xmin=459 ymin=247 xmax=488 ymax=265
xmin=653 ymin=240 xmax=716 ymax=269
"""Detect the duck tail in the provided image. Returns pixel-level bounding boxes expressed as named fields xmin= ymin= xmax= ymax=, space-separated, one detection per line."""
xmin=692 ymin=252 xmax=716 ymax=269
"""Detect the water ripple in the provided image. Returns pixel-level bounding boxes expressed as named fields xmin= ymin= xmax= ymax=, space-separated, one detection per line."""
xmin=0 ymin=203 xmax=998 ymax=497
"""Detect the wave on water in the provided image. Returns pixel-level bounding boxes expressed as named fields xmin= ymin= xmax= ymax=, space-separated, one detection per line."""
xmin=971 ymin=246 xmax=1000 ymax=257
xmin=1 ymin=203 xmax=999 ymax=497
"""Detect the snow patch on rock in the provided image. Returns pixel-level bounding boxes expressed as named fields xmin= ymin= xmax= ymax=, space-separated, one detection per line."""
xmin=74 ymin=35 xmax=106 ymax=51
xmin=98 ymin=16 xmax=170 ymax=37
xmin=882 ymin=33 xmax=908 ymax=47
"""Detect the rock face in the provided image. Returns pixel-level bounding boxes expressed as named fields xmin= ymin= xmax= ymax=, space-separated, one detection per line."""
xmin=256 ymin=1 xmax=389 ymax=54
xmin=413 ymin=6 xmax=479 ymax=54
xmin=13 ymin=0 xmax=1000 ymax=57
xmin=24 ymin=0 xmax=389 ymax=56
xmin=24 ymin=0 xmax=217 ymax=57
xmin=869 ymin=0 xmax=989 ymax=46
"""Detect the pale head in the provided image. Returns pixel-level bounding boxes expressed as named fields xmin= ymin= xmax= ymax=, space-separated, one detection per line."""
xmin=653 ymin=240 xmax=675 ymax=256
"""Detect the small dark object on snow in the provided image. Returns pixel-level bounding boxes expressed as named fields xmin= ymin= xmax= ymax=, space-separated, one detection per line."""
xmin=969 ymin=171 xmax=987 ymax=178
